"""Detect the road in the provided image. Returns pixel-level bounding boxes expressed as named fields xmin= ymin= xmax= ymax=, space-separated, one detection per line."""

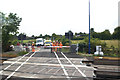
xmin=1 ymin=47 xmax=94 ymax=80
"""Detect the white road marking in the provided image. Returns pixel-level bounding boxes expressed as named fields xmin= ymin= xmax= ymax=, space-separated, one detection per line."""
xmin=54 ymin=68 xmax=61 ymax=74
xmin=3 ymin=61 xmax=96 ymax=69
xmin=28 ymin=65 xmax=38 ymax=74
xmin=49 ymin=68 xmax=61 ymax=78
xmin=72 ymin=70 xmax=76 ymax=76
xmin=22 ymin=66 xmax=35 ymax=72
xmin=46 ymin=68 xmax=53 ymax=73
xmin=61 ymin=52 xmax=90 ymax=80
xmin=0 ymin=52 xmax=31 ymax=74
xmin=38 ymin=68 xmax=46 ymax=73
xmin=5 ymin=52 xmax=36 ymax=80
xmin=33 ymin=68 xmax=46 ymax=76
xmin=54 ymin=52 xmax=70 ymax=80
xmin=83 ymin=70 xmax=86 ymax=73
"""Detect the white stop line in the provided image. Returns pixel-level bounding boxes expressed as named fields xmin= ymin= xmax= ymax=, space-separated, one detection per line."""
xmin=5 ymin=52 xmax=36 ymax=80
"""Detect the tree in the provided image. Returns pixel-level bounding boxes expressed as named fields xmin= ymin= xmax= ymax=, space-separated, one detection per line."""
xmin=1 ymin=12 xmax=22 ymax=51
xmin=39 ymin=34 xmax=43 ymax=38
xmin=31 ymin=35 xmax=35 ymax=39
xmin=90 ymin=28 xmax=94 ymax=36
xmin=52 ymin=33 xmax=56 ymax=40
xmin=43 ymin=34 xmax=51 ymax=40
xmin=112 ymin=26 xmax=120 ymax=40
xmin=90 ymin=28 xmax=94 ymax=33
xmin=100 ymin=29 xmax=111 ymax=40
xmin=75 ymin=32 xmax=78 ymax=36
xmin=92 ymin=29 xmax=111 ymax=40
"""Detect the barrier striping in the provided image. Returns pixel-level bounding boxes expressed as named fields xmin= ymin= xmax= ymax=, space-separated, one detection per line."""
xmin=44 ymin=46 xmax=70 ymax=48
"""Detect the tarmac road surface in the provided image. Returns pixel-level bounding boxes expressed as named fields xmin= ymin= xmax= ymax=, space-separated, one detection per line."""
xmin=1 ymin=47 xmax=94 ymax=80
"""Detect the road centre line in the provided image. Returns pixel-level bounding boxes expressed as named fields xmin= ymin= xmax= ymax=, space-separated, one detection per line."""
xmin=0 ymin=52 xmax=31 ymax=74
xmin=61 ymin=52 xmax=89 ymax=80
xmin=5 ymin=52 xmax=36 ymax=80
xmin=54 ymin=52 xmax=70 ymax=80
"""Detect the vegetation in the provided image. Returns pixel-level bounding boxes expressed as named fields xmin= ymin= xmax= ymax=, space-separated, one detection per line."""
xmin=92 ymin=29 xmax=111 ymax=40
xmin=101 ymin=40 xmax=119 ymax=48
xmin=18 ymin=51 xmax=28 ymax=56
xmin=112 ymin=27 xmax=120 ymax=40
xmin=1 ymin=11 xmax=119 ymax=58
xmin=72 ymin=40 xmax=119 ymax=48
xmin=77 ymin=52 xmax=93 ymax=57
xmin=71 ymin=39 xmax=119 ymax=57
xmin=19 ymin=39 xmax=35 ymax=44
xmin=91 ymin=26 xmax=120 ymax=40
xmin=1 ymin=12 xmax=22 ymax=52
xmin=1 ymin=51 xmax=28 ymax=58
xmin=71 ymin=40 xmax=84 ymax=44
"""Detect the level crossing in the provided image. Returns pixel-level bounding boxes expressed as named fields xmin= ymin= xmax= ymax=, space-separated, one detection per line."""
xmin=1 ymin=47 xmax=94 ymax=80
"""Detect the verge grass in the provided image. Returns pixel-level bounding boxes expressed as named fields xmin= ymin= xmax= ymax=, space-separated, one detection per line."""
xmin=72 ymin=40 xmax=119 ymax=48
xmin=101 ymin=40 xmax=118 ymax=48
xmin=77 ymin=52 xmax=93 ymax=57
xmin=18 ymin=39 xmax=36 ymax=43
xmin=71 ymin=40 xmax=84 ymax=44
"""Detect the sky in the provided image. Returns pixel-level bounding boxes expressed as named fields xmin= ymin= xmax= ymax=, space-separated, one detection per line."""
xmin=0 ymin=0 xmax=120 ymax=36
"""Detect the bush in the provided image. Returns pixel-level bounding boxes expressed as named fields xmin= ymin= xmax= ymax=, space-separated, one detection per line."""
xmin=59 ymin=36 xmax=69 ymax=46
xmin=78 ymin=42 xmax=87 ymax=53
xmin=78 ymin=37 xmax=107 ymax=54
xmin=12 ymin=39 xmax=18 ymax=45
xmin=18 ymin=51 xmax=27 ymax=56
xmin=72 ymin=36 xmax=84 ymax=40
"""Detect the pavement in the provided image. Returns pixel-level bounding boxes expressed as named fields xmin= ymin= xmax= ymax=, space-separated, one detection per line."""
xmin=1 ymin=47 xmax=95 ymax=80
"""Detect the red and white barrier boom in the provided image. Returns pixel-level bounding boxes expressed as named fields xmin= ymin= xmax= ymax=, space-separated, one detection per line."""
xmin=44 ymin=46 xmax=70 ymax=48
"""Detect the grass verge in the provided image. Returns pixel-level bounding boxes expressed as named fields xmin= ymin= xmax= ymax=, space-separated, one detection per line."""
xmin=77 ymin=52 xmax=93 ymax=57
xmin=18 ymin=51 xmax=28 ymax=56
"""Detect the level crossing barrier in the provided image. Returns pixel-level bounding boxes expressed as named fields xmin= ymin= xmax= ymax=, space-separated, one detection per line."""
xmin=43 ymin=46 xmax=70 ymax=53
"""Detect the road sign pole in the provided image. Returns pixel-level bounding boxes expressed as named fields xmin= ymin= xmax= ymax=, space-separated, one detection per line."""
xmin=88 ymin=0 xmax=90 ymax=54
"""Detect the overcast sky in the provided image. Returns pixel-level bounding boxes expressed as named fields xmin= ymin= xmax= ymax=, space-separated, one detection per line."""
xmin=0 ymin=0 xmax=120 ymax=36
